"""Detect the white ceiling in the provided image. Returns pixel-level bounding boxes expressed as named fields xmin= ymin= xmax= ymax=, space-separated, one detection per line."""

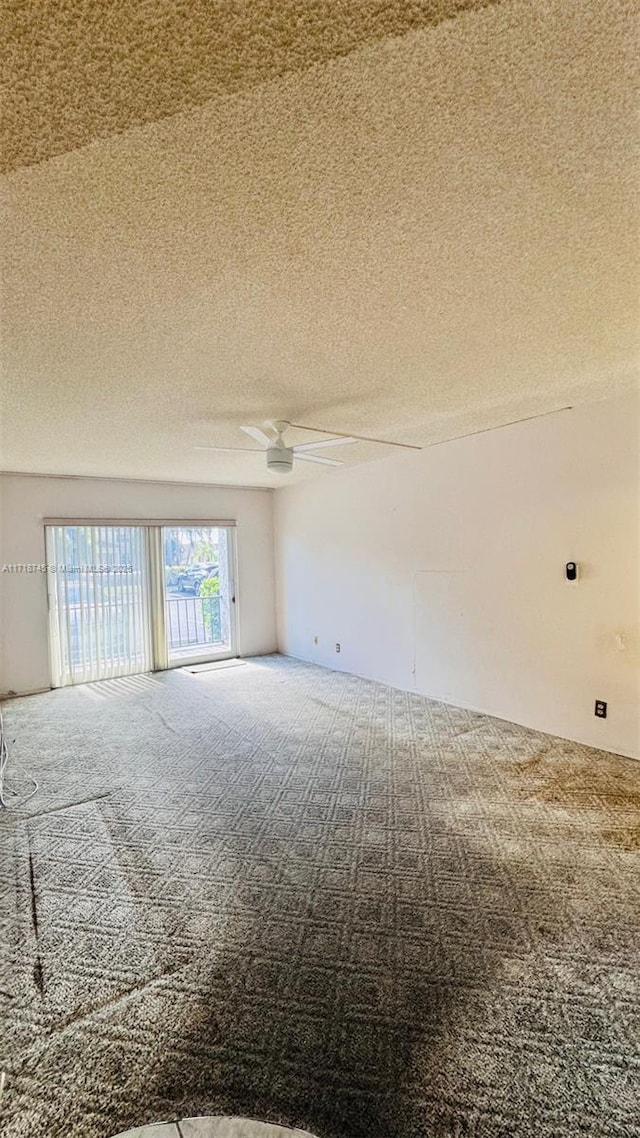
xmin=1 ymin=0 xmax=638 ymax=488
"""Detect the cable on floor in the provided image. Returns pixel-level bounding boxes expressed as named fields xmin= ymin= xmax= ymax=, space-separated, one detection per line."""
xmin=0 ymin=704 xmax=38 ymax=810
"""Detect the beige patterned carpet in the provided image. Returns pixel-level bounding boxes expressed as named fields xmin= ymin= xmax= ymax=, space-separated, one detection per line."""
xmin=1 ymin=656 xmax=638 ymax=1138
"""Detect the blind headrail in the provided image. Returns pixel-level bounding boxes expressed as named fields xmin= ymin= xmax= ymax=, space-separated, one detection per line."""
xmin=43 ymin=518 xmax=237 ymax=528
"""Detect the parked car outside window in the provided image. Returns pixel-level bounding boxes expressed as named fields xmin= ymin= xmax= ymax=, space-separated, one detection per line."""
xmin=176 ymin=564 xmax=218 ymax=595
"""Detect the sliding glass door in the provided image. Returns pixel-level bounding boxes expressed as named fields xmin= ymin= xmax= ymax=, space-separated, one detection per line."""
xmin=163 ymin=525 xmax=236 ymax=666
xmin=46 ymin=523 xmax=237 ymax=687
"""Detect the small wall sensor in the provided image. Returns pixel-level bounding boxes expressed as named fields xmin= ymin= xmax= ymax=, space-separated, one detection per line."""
xmin=565 ymin=562 xmax=578 ymax=582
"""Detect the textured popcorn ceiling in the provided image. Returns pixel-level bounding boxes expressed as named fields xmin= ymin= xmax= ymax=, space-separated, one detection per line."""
xmin=1 ymin=0 xmax=638 ymax=487
xmin=2 ymin=0 xmax=499 ymax=173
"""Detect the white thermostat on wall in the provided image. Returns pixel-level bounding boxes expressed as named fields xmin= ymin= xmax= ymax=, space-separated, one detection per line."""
xmin=565 ymin=561 xmax=578 ymax=582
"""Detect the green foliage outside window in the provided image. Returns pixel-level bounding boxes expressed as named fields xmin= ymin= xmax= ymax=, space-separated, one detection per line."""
xmin=200 ymin=574 xmax=222 ymax=640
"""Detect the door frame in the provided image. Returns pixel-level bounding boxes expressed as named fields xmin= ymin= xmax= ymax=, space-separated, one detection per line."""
xmin=44 ymin=518 xmax=240 ymax=685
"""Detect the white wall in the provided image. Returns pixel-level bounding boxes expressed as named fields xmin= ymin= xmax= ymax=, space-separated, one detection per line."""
xmin=275 ymin=393 xmax=640 ymax=759
xmin=0 ymin=474 xmax=276 ymax=695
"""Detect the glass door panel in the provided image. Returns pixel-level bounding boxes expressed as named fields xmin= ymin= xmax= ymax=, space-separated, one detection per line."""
xmin=162 ymin=525 xmax=236 ymax=666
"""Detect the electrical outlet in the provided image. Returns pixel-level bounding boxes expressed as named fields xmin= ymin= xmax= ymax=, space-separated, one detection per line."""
xmin=595 ymin=700 xmax=607 ymax=719
xmin=335 ymin=642 xmax=341 ymax=653
xmin=313 ymin=636 xmax=318 ymax=645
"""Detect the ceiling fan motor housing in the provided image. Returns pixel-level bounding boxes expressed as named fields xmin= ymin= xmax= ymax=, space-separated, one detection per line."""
xmin=267 ymin=446 xmax=294 ymax=473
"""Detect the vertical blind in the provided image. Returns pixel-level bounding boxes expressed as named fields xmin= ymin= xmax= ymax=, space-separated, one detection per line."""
xmin=46 ymin=525 xmax=152 ymax=687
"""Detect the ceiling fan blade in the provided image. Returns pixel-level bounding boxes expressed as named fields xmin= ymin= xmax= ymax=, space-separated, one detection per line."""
xmin=295 ymin=453 xmax=343 ymax=467
xmin=194 ymin=446 xmax=262 ymax=453
xmin=293 ymin=436 xmax=356 ymax=453
xmin=240 ymin=425 xmax=272 ymax=447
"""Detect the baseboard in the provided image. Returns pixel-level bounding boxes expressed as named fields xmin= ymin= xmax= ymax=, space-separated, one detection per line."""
xmin=279 ymin=651 xmax=639 ymax=763
xmin=0 ymin=686 xmax=52 ymax=701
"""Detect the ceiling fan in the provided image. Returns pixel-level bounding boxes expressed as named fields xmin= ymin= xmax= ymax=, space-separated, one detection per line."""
xmin=195 ymin=420 xmax=357 ymax=474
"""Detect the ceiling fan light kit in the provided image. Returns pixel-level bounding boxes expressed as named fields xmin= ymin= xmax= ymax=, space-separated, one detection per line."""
xmin=267 ymin=446 xmax=294 ymax=473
